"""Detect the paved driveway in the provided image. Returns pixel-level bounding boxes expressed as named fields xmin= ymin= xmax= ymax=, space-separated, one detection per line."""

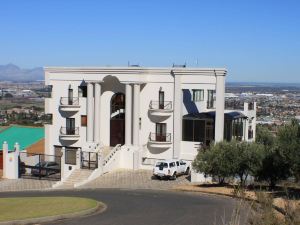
xmin=81 ymin=169 xmax=190 ymax=190
xmin=0 ymin=178 xmax=54 ymax=192
xmin=0 ymin=189 xmax=243 ymax=225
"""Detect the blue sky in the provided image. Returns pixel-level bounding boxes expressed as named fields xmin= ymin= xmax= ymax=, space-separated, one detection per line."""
xmin=0 ymin=0 xmax=299 ymax=82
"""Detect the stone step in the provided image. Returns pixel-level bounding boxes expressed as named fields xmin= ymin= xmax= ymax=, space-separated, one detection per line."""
xmin=55 ymin=169 xmax=93 ymax=189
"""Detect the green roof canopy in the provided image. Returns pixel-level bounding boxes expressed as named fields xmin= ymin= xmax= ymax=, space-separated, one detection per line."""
xmin=0 ymin=126 xmax=44 ymax=150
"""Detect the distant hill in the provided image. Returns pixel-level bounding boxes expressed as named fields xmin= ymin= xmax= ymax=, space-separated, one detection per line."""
xmin=227 ymin=82 xmax=300 ymax=88
xmin=0 ymin=64 xmax=44 ymax=82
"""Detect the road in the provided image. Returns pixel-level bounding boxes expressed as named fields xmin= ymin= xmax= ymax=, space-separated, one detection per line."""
xmin=0 ymin=189 xmax=241 ymax=225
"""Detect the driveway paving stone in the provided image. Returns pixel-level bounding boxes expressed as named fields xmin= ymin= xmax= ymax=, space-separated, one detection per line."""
xmin=80 ymin=169 xmax=191 ymax=190
xmin=0 ymin=178 xmax=55 ymax=192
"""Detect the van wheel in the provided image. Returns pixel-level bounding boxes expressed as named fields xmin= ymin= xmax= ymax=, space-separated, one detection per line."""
xmin=172 ymin=173 xmax=177 ymax=180
xmin=185 ymin=167 xmax=190 ymax=175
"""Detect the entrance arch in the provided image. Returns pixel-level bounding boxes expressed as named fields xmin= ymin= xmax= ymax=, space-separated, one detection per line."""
xmin=110 ymin=93 xmax=125 ymax=146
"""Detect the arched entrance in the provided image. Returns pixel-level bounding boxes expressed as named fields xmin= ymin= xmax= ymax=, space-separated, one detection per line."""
xmin=110 ymin=93 xmax=125 ymax=146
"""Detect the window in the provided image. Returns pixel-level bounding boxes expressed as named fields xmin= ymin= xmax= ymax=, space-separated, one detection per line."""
xmin=169 ymin=162 xmax=175 ymax=167
xmin=182 ymin=119 xmax=212 ymax=144
xmin=176 ymin=161 xmax=179 ymax=166
xmin=192 ymin=89 xmax=204 ymax=102
xmin=232 ymin=119 xmax=243 ymax=139
xmin=44 ymin=114 xmax=53 ymax=124
xmin=66 ymin=118 xmax=75 ymax=134
xmin=81 ymin=115 xmax=87 ymax=127
xmin=182 ymin=119 xmax=194 ymax=141
xmin=78 ymin=86 xmax=87 ymax=97
xmin=207 ymin=90 xmax=215 ymax=108
xmin=156 ymin=123 xmax=167 ymax=141
xmin=65 ymin=148 xmax=77 ymax=165
xmin=159 ymin=91 xmax=165 ymax=109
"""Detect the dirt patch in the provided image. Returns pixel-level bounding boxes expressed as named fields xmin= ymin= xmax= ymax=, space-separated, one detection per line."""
xmin=26 ymin=139 xmax=45 ymax=154
xmin=174 ymin=184 xmax=300 ymax=214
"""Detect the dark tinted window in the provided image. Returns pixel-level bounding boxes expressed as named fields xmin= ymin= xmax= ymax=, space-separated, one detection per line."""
xmin=182 ymin=119 xmax=193 ymax=141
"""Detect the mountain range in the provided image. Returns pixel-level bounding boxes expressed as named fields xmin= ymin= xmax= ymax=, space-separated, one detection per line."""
xmin=0 ymin=64 xmax=44 ymax=82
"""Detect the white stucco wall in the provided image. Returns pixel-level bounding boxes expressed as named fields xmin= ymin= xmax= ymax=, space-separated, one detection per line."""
xmin=44 ymin=67 xmax=228 ymax=171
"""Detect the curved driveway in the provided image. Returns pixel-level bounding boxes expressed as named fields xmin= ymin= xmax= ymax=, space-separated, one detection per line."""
xmin=0 ymin=189 xmax=240 ymax=225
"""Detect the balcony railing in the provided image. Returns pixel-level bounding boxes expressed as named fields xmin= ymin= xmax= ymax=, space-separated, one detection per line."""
xmin=149 ymin=101 xmax=172 ymax=110
xmin=148 ymin=132 xmax=171 ymax=142
xmin=207 ymin=100 xmax=215 ymax=109
xmin=225 ymin=101 xmax=244 ymax=110
xmin=60 ymin=97 xmax=79 ymax=106
xmin=60 ymin=127 xmax=79 ymax=135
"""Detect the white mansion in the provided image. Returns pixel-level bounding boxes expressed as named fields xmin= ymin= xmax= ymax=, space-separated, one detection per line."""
xmin=44 ymin=66 xmax=256 ymax=181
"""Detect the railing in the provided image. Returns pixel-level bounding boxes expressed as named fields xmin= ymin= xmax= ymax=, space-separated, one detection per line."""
xmin=148 ymin=132 xmax=171 ymax=142
xmin=60 ymin=127 xmax=79 ymax=135
xmin=103 ymin=144 xmax=121 ymax=166
xmin=60 ymin=97 xmax=79 ymax=106
xmin=149 ymin=101 xmax=172 ymax=110
xmin=225 ymin=101 xmax=244 ymax=110
xmin=207 ymin=100 xmax=215 ymax=109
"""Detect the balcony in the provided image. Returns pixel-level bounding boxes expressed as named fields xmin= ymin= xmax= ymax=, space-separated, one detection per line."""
xmin=148 ymin=132 xmax=172 ymax=148
xmin=148 ymin=101 xmax=173 ymax=117
xmin=59 ymin=97 xmax=80 ymax=112
xmin=59 ymin=127 xmax=80 ymax=141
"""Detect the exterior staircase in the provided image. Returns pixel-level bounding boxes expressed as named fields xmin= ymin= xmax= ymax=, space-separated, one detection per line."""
xmin=54 ymin=169 xmax=93 ymax=189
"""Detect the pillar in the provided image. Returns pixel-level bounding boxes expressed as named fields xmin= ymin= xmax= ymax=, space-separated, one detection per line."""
xmin=125 ymin=84 xmax=132 ymax=146
xmin=133 ymin=84 xmax=140 ymax=146
xmin=215 ymin=74 xmax=225 ymax=142
xmin=173 ymin=74 xmax=182 ymax=159
xmin=2 ymin=141 xmax=8 ymax=178
xmin=94 ymin=82 xmax=101 ymax=143
xmin=87 ymin=82 xmax=94 ymax=142
xmin=61 ymin=147 xmax=65 ymax=180
xmin=76 ymin=148 xmax=81 ymax=169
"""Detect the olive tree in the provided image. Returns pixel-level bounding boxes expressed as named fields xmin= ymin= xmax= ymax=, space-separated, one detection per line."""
xmin=192 ymin=140 xmax=263 ymax=185
xmin=192 ymin=141 xmax=236 ymax=184
xmin=277 ymin=119 xmax=300 ymax=182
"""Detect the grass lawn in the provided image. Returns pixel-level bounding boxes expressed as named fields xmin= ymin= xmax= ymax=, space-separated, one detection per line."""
xmin=0 ymin=197 xmax=98 ymax=222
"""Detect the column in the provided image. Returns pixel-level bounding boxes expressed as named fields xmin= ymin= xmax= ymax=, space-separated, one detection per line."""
xmin=173 ymin=74 xmax=182 ymax=159
xmin=2 ymin=141 xmax=8 ymax=178
xmin=87 ymin=82 xmax=94 ymax=142
xmin=125 ymin=84 xmax=132 ymax=146
xmin=133 ymin=84 xmax=140 ymax=146
xmin=215 ymin=74 xmax=225 ymax=142
xmin=94 ymin=82 xmax=101 ymax=143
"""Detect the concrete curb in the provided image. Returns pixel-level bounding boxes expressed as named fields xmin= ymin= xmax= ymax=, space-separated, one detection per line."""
xmin=0 ymin=201 xmax=107 ymax=225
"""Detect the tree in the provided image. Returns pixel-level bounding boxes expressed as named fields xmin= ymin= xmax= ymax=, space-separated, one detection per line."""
xmin=233 ymin=142 xmax=264 ymax=186
xmin=277 ymin=119 xmax=300 ymax=182
xmin=4 ymin=93 xmax=13 ymax=98
xmin=255 ymin=144 xmax=291 ymax=189
xmin=254 ymin=126 xmax=290 ymax=189
xmin=256 ymin=125 xmax=275 ymax=147
xmin=192 ymin=141 xmax=237 ymax=184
